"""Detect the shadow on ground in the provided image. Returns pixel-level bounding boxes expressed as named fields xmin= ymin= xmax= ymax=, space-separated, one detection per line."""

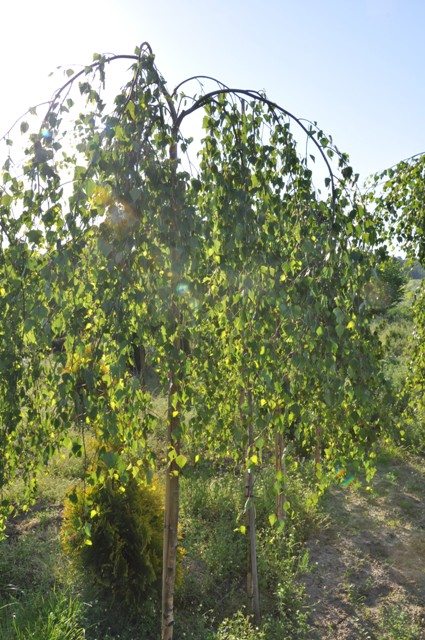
xmin=303 ymin=454 xmax=425 ymax=639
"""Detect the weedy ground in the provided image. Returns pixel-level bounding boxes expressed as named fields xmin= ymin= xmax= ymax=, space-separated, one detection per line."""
xmin=304 ymin=446 xmax=425 ymax=639
xmin=1 ymin=444 xmax=425 ymax=639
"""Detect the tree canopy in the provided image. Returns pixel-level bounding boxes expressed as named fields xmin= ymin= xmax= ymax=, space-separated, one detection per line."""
xmin=0 ymin=43 xmax=393 ymax=639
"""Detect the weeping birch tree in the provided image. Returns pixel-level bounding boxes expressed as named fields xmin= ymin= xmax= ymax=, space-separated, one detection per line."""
xmin=0 ymin=43 xmax=384 ymax=638
xmin=370 ymin=154 xmax=425 ymax=449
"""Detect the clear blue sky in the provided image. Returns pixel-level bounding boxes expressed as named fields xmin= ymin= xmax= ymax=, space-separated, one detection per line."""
xmin=2 ymin=0 xmax=424 ymax=183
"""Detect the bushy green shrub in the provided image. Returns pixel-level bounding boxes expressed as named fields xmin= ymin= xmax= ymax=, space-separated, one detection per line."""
xmin=216 ymin=611 xmax=265 ymax=640
xmin=61 ymin=475 xmax=164 ymax=614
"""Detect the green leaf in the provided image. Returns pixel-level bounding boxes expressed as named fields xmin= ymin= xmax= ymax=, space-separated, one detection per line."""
xmin=97 ymin=237 xmax=112 ymax=257
xmin=102 ymin=451 xmax=119 ymax=468
xmin=175 ymin=454 xmax=187 ymax=469
xmin=68 ymin=491 xmax=78 ymax=505
xmin=27 ymin=229 xmax=43 ymax=245
xmin=126 ymin=101 xmax=136 ymax=120
xmin=335 ymin=325 xmax=345 ymax=338
xmin=234 ymin=525 xmax=246 ymax=534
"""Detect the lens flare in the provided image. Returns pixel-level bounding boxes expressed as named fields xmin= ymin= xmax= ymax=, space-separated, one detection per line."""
xmin=342 ymin=476 xmax=355 ymax=489
xmin=334 ymin=465 xmax=355 ymax=489
xmin=107 ymin=199 xmax=138 ymax=227
xmin=176 ymin=282 xmax=190 ymax=297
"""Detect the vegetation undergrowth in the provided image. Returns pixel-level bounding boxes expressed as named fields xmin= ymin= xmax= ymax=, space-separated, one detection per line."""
xmin=0 ymin=451 xmax=320 ymax=639
xmin=1 ymin=436 xmax=425 ymax=638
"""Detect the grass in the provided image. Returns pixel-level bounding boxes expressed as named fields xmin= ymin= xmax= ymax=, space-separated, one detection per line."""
xmin=1 ymin=589 xmax=85 ymax=640
xmin=1 ymin=439 xmax=425 ymax=639
xmin=175 ymin=462 xmax=318 ymax=639
xmin=0 ymin=449 xmax=319 ymax=639
xmin=377 ymin=604 xmax=422 ymax=640
xmin=304 ymin=441 xmax=425 ymax=639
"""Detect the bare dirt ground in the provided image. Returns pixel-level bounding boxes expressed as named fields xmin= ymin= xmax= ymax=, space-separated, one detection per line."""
xmin=304 ymin=453 xmax=425 ymax=639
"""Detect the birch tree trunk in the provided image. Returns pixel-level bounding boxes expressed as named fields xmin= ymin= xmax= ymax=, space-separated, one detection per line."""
xmin=161 ymin=371 xmax=180 ymax=640
xmin=161 ymin=137 xmax=181 ymax=640
xmin=245 ymin=386 xmax=261 ymax=625
xmin=275 ymin=430 xmax=286 ymax=521
xmin=314 ymin=421 xmax=321 ymax=485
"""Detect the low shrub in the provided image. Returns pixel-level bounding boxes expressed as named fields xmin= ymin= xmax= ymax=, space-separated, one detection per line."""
xmin=216 ymin=611 xmax=265 ymax=640
xmin=61 ymin=475 xmax=164 ymax=615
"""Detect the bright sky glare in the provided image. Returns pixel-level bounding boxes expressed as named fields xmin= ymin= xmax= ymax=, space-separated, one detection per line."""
xmin=2 ymin=0 xmax=424 ymax=183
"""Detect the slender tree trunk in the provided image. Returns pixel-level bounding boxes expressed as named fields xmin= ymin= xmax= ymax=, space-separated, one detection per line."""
xmin=275 ymin=430 xmax=286 ymax=521
xmin=314 ymin=421 xmax=321 ymax=484
xmin=245 ymin=386 xmax=261 ymax=625
xmin=161 ymin=136 xmax=182 ymax=640
xmin=162 ymin=371 xmax=180 ymax=640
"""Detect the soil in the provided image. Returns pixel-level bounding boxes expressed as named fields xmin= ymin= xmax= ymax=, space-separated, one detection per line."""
xmin=303 ymin=454 xmax=425 ymax=639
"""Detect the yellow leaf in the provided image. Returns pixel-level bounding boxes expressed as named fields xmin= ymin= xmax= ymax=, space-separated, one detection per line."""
xmin=234 ymin=525 xmax=246 ymax=534
xmin=175 ymin=454 xmax=187 ymax=469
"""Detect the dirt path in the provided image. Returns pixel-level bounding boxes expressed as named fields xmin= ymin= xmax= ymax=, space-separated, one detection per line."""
xmin=304 ymin=454 xmax=425 ymax=639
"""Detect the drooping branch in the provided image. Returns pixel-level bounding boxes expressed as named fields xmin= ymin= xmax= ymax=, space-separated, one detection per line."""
xmin=368 ymin=151 xmax=425 ymax=260
xmin=41 ymin=54 xmax=138 ymax=125
xmin=33 ymin=47 xmax=344 ymax=209
xmin=6 ymin=42 xmax=351 ymax=219
xmin=37 ymin=42 xmax=182 ymax=140
xmin=175 ymin=86 xmax=337 ymax=204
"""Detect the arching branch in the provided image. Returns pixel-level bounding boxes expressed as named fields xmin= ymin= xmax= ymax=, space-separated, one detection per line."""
xmin=41 ymin=54 xmax=139 ymax=126
xmin=173 ymin=75 xmax=231 ymax=96
xmin=175 ymin=87 xmax=337 ymax=204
